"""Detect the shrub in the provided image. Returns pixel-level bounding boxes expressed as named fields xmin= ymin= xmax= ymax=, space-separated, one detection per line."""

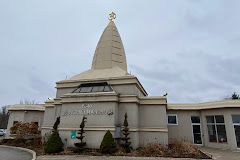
xmin=10 ymin=122 xmax=40 ymax=139
xmin=100 ymin=130 xmax=117 ymax=154
xmin=121 ymin=113 xmax=132 ymax=153
xmin=44 ymin=131 xmax=64 ymax=153
xmin=141 ymin=141 xmax=167 ymax=157
xmin=168 ymin=138 xmax=199 ymax=158
xmin=26 ymin=140 xmax=33 ymax=146
xmin=73 ymin=117 xmax=87 ymax=153
xmin=53 ymin=117 xmax=60 ymax=132
xmin=140 ymin=138 xmax=207 ymax=158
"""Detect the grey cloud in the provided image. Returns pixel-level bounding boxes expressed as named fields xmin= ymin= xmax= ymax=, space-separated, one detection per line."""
xmin=130 ymin=50 xmax=240 ymax=103
xmin=1 ymin=1 xmax=240 ymax=106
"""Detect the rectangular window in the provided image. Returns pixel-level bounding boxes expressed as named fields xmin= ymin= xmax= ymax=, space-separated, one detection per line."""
xmin=206 ymin=115 xmax=227 ymax=143
xmin=207 ymin=125 xmax=217 ymax=142
xmin=168 ymin=114 xmax=178 ymax=125
xmin=80 ymin=86 xmax=93 ymax=93
xmin=13 ymin=121 xmax=18 ymax=125
xmin=191 ymin=116 xmax=200 ymax=123
xmin=232 ymin=115 xmax=240 ymax=123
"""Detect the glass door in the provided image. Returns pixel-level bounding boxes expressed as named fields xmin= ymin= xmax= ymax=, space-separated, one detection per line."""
xmin=234 ymin=125 xmax=240 ymax=148
xmin=191 ymin=116 xmax=203 ymax=145
xmin=232 ymin=115 xmax=240 ymax=149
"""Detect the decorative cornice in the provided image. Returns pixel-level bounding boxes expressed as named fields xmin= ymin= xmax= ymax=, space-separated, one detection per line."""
xmin=9 ymin=105 xmax=45 ymax=111
xmin=140 ymin=96 xmax=167 ymax=105
xmin=44 ymin=100 xmax=54 ymax=108
xmin=56 ymin=75 xmax=135 ymax=85
xmin=56 ymin=94 xmax=166 ymax=105
xmin=119 ymin=95 xmax=139 ymax=103
xmin=60 ymin=92 xmax=119 ymax=103
xmin=41 ymin=125 xmax=168 ymax=132
xmin=53 ymin=98 xmax=62 ymax=105
xmin=168 ymin=100 xmax=240 ymax=110
xmin=137 ymin=127 xmax=168 ymax=132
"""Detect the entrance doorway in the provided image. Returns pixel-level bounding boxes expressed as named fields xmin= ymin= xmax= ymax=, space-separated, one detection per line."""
xmin=232 ymin=115 xmax=240 ymax=149
xmin=234 ymin=125 xmax=240 ymax=148
xmin=191 ymin=116 xmax=203 ymax=145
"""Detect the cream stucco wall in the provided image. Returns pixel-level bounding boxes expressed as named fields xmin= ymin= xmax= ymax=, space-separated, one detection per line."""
xmin=167 ymin=110 xmax=201 ymax=143
xmin=112 ymin=84 xmax=145 ymax=97
xmin=139 ymin=104 xmax=167 ymax=128
xmin=42 ymin=107 xmax=55 ymax=126
xmin=23 ymin=111 xmax=44 ymax=127
xmin=56 ymin=87 xmax=76 ymax=98
xmin=139 ymin=132 xmax=168 ymax=147
xmin=6 ymin=109 xmax=44 ymax=138
xmin=54 ymin=104 xmax=62 ymax=119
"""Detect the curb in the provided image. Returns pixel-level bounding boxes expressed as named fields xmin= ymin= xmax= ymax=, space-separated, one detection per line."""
xmin=0 ymin=145 xmax=36 ymax=160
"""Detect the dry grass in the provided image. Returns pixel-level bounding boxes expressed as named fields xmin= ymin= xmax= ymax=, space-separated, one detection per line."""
xmin=140 ymin=138 xmax=210 ymax=159
xmin=140 ymin=142 xmax=167 ymax=157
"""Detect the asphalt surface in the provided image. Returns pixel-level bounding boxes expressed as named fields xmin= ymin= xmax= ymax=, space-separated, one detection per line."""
xmin=0 ymin=146 xmax=32 ymax=160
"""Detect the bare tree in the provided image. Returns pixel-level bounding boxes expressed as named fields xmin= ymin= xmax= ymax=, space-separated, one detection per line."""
xmin=0 ymin=105 xmax=10 ymax=129
xmin=20 ymin=99 xmax=39 ymax=105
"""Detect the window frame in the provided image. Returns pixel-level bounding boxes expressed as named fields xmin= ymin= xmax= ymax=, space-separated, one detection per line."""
xmin=232 ymin=115 xmax=240 ymax=124
xmin=206 ymin=115 xmax=227 ymax=144
xmin=167 ymin=114 xmax=178 ymax=125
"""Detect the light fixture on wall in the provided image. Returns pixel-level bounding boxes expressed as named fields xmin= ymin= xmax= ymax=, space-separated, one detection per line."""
xmin=163 ymin=93 xmax=168 ymax=96
xmin=25 ymin=111 xmax=28 ymax=113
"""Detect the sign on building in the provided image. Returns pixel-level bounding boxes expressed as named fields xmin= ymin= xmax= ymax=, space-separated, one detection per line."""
xmin=71 ymin=131 xmax=76 ymax=139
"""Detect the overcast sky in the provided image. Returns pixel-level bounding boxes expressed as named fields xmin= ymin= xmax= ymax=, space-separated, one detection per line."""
xmin=0 ymin=0 xmax=240 ymax=106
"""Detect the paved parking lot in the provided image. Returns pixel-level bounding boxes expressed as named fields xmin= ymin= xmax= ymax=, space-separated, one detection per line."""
xmin=0 ymin=146 xmax=32 ymax=160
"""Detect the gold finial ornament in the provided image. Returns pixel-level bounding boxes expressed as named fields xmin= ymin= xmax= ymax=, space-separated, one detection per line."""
xmin=108 ymin=12 xmax=116 ymax=21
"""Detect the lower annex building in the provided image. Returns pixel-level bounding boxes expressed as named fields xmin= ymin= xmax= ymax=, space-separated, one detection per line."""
xmin=6 ymin=14 xmax=240 ymax=150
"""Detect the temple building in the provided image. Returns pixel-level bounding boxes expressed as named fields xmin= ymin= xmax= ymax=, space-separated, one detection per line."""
xmin=6 ymin=13 xmax=240 ymax=150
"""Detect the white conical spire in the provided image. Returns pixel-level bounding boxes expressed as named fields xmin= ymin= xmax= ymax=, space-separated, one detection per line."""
xmin=69 ymin=13 xmax=130 ymax=80
xmin=91 ymin=19 xmax=127 ymax=71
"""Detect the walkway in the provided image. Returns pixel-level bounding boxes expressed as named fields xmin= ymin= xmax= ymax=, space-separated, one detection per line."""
xmin=200 ymin=147 xmax=240 ymax=160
